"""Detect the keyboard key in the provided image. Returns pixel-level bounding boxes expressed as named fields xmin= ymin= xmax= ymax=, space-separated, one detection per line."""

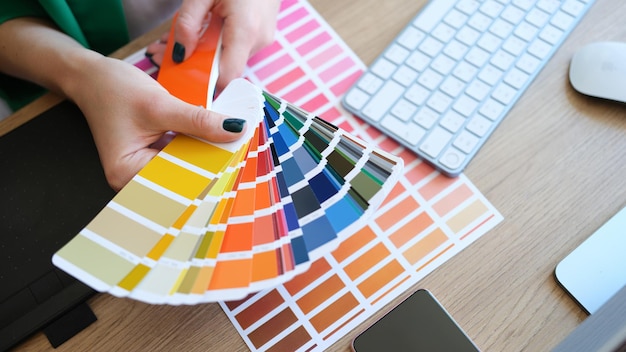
xmin=413 ymin=0 xmax=456 ymax=32
xmin=362 ymin=80 xmax=404 ymax=121
xmin=357 ymin=73 xmax=384 ymax=94
xmin=528 ymin=39 xmax=552 ymax=59
xmin=551 ymin=11 xmax=575 ymax=31
xmin=405 ymin=83 xmax=431 ymax=106
xmin=479 ymin=98 xmax=505 ymax=121
xmin=440 ymin=148 xmax=466 ymax=169
xmin=478 ymin=64 xmax=503 ymax=85
xmin=491 ymin=49 xmax=515 ymax=71
xmin=456 ymin=0 xmax=480 ymax=15
xmin=413 ymin=107 xmax=439 ymax=129
xmin=420 ymin=126 xmax=453 ymax=158
xmin=440 ymin=110 xmax=466 ymax=133
xmin=344 ymin=88 xmax=370 ymax=110
xmin=454 ymin=130 xmax=480 ymax=153
xmin=433 ymin=22 xmax=456 ymax=43
xmin=537 ymin=0 xmax=561 ymax=14
xmin=526 ymin=8 xmax=550 ymax=28
xmin=469 ymin=12 xmax=493 ymax=32
xmin=562 ymin=0 xmax=585 ymax=17
xmin=466 ymin=115 xmax=492 ymax=136
xmin=427 ymin=91 xmax=453 ymax=113
xmin=393 ymin=65 xmax=419 ymax=87
xmin=398 ymin=26 xmax=426 ymax=50
xmin=466 ymin=46 xmax=490 ymax=67
xmin=480 ymin=0 xmax=505 ymax=18
xmin=417 ymin=68 xmax=443 ymax=90
xmin=513 ymin=0 xmax=534 ymax=11
xmin=492 ymin=82 xmax=517 ymax=105
xmin=440 ymin=76 xmax=465 ymax=98
xmin=431 ymin=54 xmax=456 ymax=75
xmin=406 ymin=51 xmax=431 ymax=72
xmin=444 ymin=9 xmax=469 ymax=29
xmin=539 ymin=24 xmax=564 ymax=45
xmin=501 ymin=5 xmax=525 ymax=24
xmin=504 ymin=67 xmax=530 ymax=89
xmin=514 ymin=21 xmax=539 ymax=42
xmin=371 ymin=58 xmax=397 ymax=79
xmin=502 ymin=35 xmax=527 ymax=55
xmin=516 ymin=53 xmax=541 ymax=73
xmin=477 ymin=32 xmax=502 ymax=53
xmin=419 ymin=37 xmax=445 ymax=57
xmin=453 ymin=94 xmax=479 ymax=117
xmin=490 ymin=19 xmax=514 ymax=39
xmin=444 ymin=40 xmax=469 ymax=60
xmin=457 ymin=26 xmax=481 ymax=46
xmin=453 ymin=61 xmax=478 ymax=82
xmin=385 ymin=44 xmax=410 ymax=64
xmin=467 ymin=79 xmax=491 ymax=101
xmin=381 ymin=115 xmax=426 ymax=146
xmin=391 ymin=99 xmax=418 ymax=121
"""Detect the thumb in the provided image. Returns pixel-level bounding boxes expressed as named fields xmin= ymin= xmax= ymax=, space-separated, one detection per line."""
xmin=172 ymin=0 xmax=215 ymax=62
xmin=157 ymin=96 xmax=248 ymax=143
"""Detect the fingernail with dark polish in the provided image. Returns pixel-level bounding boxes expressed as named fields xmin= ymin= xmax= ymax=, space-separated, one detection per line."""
xmin=172 ymin=42 xmax=185 ymax=63
xmin=223 ymin=118 xmax=245 ymax=133
xmin=144 ymin=52 xmax=160 ymax=68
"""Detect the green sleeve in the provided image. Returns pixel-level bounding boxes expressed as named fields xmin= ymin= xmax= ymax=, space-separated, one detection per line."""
xmin=0 ymin=0 xmax=130 ymax=112
xmin=0 ymin=1 xmax=47 ymax=24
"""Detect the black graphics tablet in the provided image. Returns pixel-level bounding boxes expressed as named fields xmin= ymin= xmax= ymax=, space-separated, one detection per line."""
xmin=0 ymin=101 xmax=115 ymax=350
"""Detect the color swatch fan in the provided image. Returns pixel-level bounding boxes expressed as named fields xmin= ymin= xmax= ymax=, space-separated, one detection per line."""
xmin=52 ymin=20 xmax=403 ymax=304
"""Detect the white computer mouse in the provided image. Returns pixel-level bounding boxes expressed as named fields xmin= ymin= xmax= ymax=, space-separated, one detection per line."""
xmin=569 ymin=41 xmax=626 ymax=103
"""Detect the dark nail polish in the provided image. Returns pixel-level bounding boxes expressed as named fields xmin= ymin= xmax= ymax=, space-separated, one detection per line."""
xmin=222 ymin=118 xmax=245 ymax=133
xmin=172 ymin=42 xmax=185 ymax=63
xmin=144 ymin=52 xmax=160 ymax=68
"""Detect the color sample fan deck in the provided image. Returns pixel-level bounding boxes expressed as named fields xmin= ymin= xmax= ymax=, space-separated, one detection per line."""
xmin=52 ymin=78 xmax=403 ymax=305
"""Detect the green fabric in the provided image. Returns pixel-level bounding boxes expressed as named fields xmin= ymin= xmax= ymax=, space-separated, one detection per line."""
xmin=0 ymin=0 xmax=131 ymax=112
xmin=0 ymin=2 xmax=47 ymax=24
xmin=39 ymin=0 xmax=90 ymax=48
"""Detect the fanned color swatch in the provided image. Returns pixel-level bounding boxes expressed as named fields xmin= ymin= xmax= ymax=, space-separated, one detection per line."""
xmin=52 ymin=34 xmax=403 ymax=304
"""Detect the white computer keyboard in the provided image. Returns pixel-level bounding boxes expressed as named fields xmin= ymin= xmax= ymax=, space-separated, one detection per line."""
xmin=343 ymin=0 xmax=595 ymax=176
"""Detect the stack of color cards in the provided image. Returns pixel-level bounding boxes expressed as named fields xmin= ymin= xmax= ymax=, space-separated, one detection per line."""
xmin=52 ymin=19 xmax=403 ymax=304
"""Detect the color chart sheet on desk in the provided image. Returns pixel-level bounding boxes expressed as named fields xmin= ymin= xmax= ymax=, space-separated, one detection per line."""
xmin=215 ymin=0 xmax=503 ymax=351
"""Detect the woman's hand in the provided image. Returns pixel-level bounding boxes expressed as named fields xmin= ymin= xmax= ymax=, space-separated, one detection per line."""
xmin=69 ymin=54 xmax=247 ymax=191
xmin=0 ymin=18 xmax=247 ymax=191
xmin=147 ymin=0 xmax=280 ymax=91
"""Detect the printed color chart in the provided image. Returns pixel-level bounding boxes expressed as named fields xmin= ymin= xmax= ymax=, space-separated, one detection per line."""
xmin=217 ymin=0 xmax=503 ymax=351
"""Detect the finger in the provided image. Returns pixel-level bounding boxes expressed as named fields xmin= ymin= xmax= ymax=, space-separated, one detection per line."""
xmin=216 ymin=18 xmax=256 ymax=91
xmin=216 ymin=5 xmax=278 ymax=91
xmin=145 ymin=32 xmax=169 ymax=54
xmin=173 ymin=0 xmax=215 ymax=62
xmin=216 ymin=40 xmax=250 ymax=92
xmin=145 ymin=41 xmax=167 ymax=66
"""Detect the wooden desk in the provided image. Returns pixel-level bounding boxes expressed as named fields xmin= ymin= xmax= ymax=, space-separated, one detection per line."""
xmin=7 ymin=0 xmax=626 ymax=350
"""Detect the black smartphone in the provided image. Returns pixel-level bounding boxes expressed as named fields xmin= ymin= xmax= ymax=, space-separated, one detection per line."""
xmin=352 ymin=289 xmax=479 ymax=352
